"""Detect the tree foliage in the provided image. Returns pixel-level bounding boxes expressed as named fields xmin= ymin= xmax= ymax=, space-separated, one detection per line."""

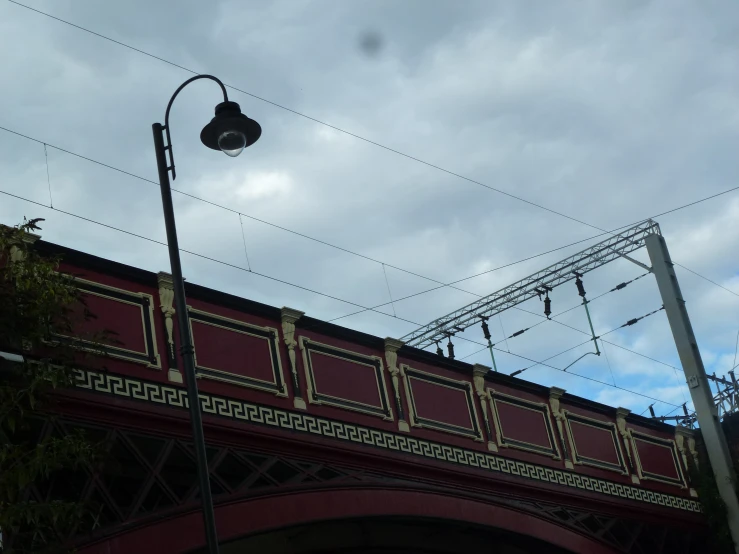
xmin=0 ymin=219 xmax=107 ymax=552
xmin=687 ymin=443 xmax=739 ymax=554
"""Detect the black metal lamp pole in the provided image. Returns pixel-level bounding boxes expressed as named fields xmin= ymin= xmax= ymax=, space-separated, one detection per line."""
xmin=151 ymin=75 xmax=261 ymax=554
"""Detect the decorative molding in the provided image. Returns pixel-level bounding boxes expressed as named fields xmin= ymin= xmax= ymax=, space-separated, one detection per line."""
xmin=549 ymin=387 xmax=573 ymax=469
xmin=675 ymin=426 xmax=698 ymax=497
xmin=472 ymin=364 xmax=496 ymax=451
xmin=72 ymin=367 xmax=702 ymax=514
xmin=630 ymin=430 xmax=688 ymax=489
xmin=616 ymin=408 xmax=640 ymax=485
xmin=157 ymin=272 xmax=181 ymax=383
xmin=9 ymin=231 xmax=41 ymax=262
xmin=687 ymin=433 xmax=699 ymax=471
xmin=384 ymin=338 xmax=409 ymax=432
xmin=488 ymin=389 xmax=560 ymax=460
xmin=52 ymin=278 xmax=160 ymax=369
xmin=563 ymin=411 xmax=628 ymax=476
xmin=299 ymin=337 xmax=393 ymax=421
xmin=188 ymin=308 xmax=287 ymax=397
xmin=281 ymin=307 xmax=306 ymax=410
xmin=402 ymin=364 xmax=483 ymax=442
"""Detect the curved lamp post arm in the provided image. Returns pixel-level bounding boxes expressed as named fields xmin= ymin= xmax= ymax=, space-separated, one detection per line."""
xmin=161 ymin=74 xmax=229 ymax=180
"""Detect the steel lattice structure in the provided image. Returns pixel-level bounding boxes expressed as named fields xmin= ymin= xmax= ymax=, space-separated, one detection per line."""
xmin=402 ymin=219 xmax=661 ymax=349
xmin=653 ymin=371 xmax=739 ymax=428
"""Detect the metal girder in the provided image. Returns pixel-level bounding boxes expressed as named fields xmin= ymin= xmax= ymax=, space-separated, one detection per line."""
xmin=402 ymin=219 xmax=660 ymax=349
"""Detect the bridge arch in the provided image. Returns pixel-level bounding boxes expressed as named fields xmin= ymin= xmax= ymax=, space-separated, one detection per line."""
xmin=78 ymin=486 xmax=617 ymax=554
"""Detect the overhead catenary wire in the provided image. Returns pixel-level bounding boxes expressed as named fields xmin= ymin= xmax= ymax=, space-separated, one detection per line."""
xmin=43 ymin=143 xmax=53 ymax=208
xmin=238 ymin=213 xmax=252 ymax=272
xmin=492 ymin=277 xmax=687 ymax=379
xmin=0 ymin=124 xmax=691 ymax=408
xmin=0 ymin=189 xmax=416 ymax=326
xmin=0 ymin=123 xmax=616 ymax=309
xmin=24 ymin=133 xmax=700 ymax=389
xmin=5 ymin=0 xmax=620 ymax=234
xmin=484 ymin=271 xmax=650 ymax=347
xmin=673 ymin=262 xmax=739 ymax=299
xmin=0 ymin=186 xmax=683 ymax=409
xmin=498 ymin=315 xmax=510 ymax=352
xmin=453 ymin=332 xmax=681 ymax=407
xmin=381 ymin=264 xmax=397 ymax=317
xmin=5 ymin=1 xmax=739 ymax=303
xmin=601 ymin=340 xmax=616 ymax=387
xmin=0 ymin=122 xmax=736 ymax=320
xmin=3 ymin=119 xmax=678 ymax=365
xmin=501 ymin=305 xmax=665 ymax=378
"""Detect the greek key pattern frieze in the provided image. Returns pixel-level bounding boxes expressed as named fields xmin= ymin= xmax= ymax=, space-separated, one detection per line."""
xmin=74 ymin=369 xmax=701 ymax=513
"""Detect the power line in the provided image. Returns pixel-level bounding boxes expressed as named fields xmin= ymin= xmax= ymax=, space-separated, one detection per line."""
xmin=0 ymin=122 xmax=709 ymax=400
xmin=0 ymin=123 xmax=606 ymax=305
xmin=0 ymin=188 xmax=414 ymax=324
xmin=0 ymin=186 xmax=682 ymax=409
xmin=5 ymin=0 xmax=610 ymax=233
xmin=1 ymin=121 xmax=738 ymax=322
xmin=674 ymin=262 xmax=739 ymax=298
xmin=381 ymin=264 xmax=397 ymax=317
xmin=43 ymin=143 xmax=53 ymax=208
xmin=0 ymin=121 xmax=715 ymax=387
xmin=503 ymin=306 xmax=666 ymax=378
xmin=6 ymin=0 xmax=739 ymax=303
xmin=455 ymin=332 xmax=681 ymax=408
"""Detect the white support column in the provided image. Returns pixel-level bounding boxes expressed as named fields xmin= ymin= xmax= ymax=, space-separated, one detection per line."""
xmin=281 ymin=307 xmax=306 ymax=410
xmin=549 ymin=387 xmax=573 ymax=469
xmin=645 ymin=232 xmax=739 ymax=552
xmin=472 ymin=364 xmax=497 ymax=451
xmin=157 ymin=272 xmax=182 ymax=384
xmin=384 ymin=338 xmax=409 ymax=432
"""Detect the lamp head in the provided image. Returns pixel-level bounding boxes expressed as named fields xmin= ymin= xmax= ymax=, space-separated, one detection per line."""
xmin=200 ymin=101 xmax=261 ymax=157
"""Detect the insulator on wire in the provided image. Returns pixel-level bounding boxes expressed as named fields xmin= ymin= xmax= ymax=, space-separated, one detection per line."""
xmin=447 ymin=336 xmax=455 ymax=360
xmin=435 ymin=342 xmax=444 ymax=357
xmin=481 ymin=319 xmax=492 ymax=341
xmin=682 ymin=403 xmax=689 ymax=417
xmin=648 ymin=404 xmax=656 ymax=418
xmin=575 ymin=276 xmax=586 ymax=297
xmin=544 ymin=293 xmax=552 ymax=319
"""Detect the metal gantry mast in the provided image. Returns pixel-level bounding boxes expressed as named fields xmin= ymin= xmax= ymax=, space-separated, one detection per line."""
xmin=401 ymin=219 xmax=660 ymax=349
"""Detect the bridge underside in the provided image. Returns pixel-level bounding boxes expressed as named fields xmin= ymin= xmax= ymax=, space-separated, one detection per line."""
xmin=17 ymin=413 xmax=705 ymax=554
xmin=211 ymin=517 xmax=574 ymax=554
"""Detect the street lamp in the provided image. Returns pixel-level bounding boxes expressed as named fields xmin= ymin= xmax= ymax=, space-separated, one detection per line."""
xmin=152 ymin=75 xmax=261 ymax=554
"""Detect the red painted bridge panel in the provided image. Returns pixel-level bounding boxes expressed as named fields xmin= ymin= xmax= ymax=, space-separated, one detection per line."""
xmin=570 ymin=420 xmax=622 ymax=467
xmin=190 ymin=319 xmax=276 ymax=384
xmin=309 ymin=348 xmax=384 ymax=408
xmin=496 ymin=398 xmax=553 ymax=450
xmin=408 ymin=373 xmax=474 ymax=430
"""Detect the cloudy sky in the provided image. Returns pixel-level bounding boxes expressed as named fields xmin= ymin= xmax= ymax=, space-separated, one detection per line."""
xmin=1 ymin=0 xmax=738 ymax=418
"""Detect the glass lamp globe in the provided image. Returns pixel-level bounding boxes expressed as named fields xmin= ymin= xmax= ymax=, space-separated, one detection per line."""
xmin=218 ymin=130 xmax=247 ymax=157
